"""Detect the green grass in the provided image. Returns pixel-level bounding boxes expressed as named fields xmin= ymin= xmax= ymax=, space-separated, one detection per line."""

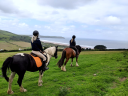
xmin=0 ymin=51 xmax=128 ymax=96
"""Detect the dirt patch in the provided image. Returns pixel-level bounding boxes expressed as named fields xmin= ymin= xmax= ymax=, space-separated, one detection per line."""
xmin=120 ymin=77 xmax=127 ymax=82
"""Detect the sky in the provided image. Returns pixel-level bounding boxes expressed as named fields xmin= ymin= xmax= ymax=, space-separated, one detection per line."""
xmin=0 ymin=0 xmax=128 ymax=41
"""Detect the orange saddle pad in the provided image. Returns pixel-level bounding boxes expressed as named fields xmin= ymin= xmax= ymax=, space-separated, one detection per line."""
xmin=30 ymin=55 xmax=42 ymax=67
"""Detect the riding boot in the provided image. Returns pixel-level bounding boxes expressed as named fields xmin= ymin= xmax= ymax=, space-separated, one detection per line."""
xmin=76 ymin=50 xmax=78 ymax=58
xmin=42 ymin=61 xmax=49 ymax=71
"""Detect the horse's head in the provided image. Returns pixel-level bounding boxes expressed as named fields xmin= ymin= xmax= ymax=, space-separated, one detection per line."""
xmin=44 ymin=46 xmax=58 ymax=59
xmin=53 ymin=46 xmax=58 ymax=59
xmin=76 ymin=45 xmax=82 ymax=53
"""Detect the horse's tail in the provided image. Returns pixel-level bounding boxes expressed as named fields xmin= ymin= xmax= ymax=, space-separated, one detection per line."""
xmin=2 ymin=57 xmax=13 ymax=82
xmin=57 ymin=50 xmax=66 ymax=68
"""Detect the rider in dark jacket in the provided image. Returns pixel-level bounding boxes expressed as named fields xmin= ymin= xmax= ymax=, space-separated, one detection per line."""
xmin=31 ymin=38 xmax=44 ymax=52
xmin=69 ymin=35 xmax=78 ymax=57
xmin=31 ymin=30 xmax=49 ymax=71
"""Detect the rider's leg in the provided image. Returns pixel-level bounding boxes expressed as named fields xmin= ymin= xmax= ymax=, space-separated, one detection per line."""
xmin=69 ymin=46 xmax=78 ymax=57
xmin=32 ymin=51 xmax=49 ymax=71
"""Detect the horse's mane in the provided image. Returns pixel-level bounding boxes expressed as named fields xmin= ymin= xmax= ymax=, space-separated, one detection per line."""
xmin=76 ymin=45 xmax=82 ymax=53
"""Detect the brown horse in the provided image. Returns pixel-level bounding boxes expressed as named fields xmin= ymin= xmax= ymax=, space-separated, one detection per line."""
xmin=57 ymin=45 xmax=81 ymax=71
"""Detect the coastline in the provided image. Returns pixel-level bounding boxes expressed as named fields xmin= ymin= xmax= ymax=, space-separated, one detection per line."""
xmin=41 ymin=40 xmax=69 ymax=46
xmin=41 ymin=40 xmax=91 ymax=49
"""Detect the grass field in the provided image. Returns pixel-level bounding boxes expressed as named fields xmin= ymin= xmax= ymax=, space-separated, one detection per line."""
xmin=0 ymin=51 xmax=128 ymax=96
xmin=0 ymin=41 xmax=31 ymax=50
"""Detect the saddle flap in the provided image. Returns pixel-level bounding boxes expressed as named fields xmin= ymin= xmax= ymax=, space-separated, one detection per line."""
xmin=30 ymin=52 xmax=48 ymax=63
xmin=72 ymin=49 xmax=76 ymax=55
xmin=30 ymin=54 xmax=42 ymax=67
xmin=30 ymin=52 xmax=38 ymax=57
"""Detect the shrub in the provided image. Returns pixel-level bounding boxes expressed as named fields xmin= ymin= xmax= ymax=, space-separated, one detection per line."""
xmin=94 ymin=45 xmax=107 ymax=50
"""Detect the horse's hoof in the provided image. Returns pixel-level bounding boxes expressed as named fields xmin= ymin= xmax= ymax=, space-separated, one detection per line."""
xmin=61 ymin=67 xmax=63 ymax=70
xmin=23 ymin=89 xmax=27 ymax=92
xmin=7 ymin=90 xmax=14 ymax=94
xmin=38 ymin=83 xmax=43 ymax=86
xmin=70 ymin=64 xmax=73 ymax=67
xmin=76 ymin=64 xmax=79 ymax=67
xmin=63 ymin=69 xmax=66 ymax=72
xmin=20 ymin=88 xmax=27 ymax=92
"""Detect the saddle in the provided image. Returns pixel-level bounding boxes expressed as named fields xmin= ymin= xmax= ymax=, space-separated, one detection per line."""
xmin=72 ymin=49 xmax=76 ymax=55
xmin=30 ymin=52 xmax=47 ymax=61
xmin=69 ymin=47 xmax=79 ymax=57
xmin=30 ymin=52 xmax=47 ymax=67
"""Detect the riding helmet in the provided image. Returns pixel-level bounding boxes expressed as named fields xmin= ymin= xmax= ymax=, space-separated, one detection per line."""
xmin=33 ymin=30 xmax=39 ymax=36
xmin=72 ymin=35 xmax=76 ymax=39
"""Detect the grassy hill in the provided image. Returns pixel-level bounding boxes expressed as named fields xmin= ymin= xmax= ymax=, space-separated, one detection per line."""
xmin=0 ymin=30 xmax=67 ymax=50
xmin=0 ymin=51 xmax=128 ymax=96
xmin=0 ymin=30 xmax=31 ymax=50
xmin=0 ymin=30 xmax=31 ymax=43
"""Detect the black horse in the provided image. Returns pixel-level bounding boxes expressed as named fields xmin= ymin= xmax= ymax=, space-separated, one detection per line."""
xmin=2 ymin=46 xmax=58 ymax=94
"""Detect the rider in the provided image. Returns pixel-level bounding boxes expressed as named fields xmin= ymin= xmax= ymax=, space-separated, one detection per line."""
xmin=69 ymin=35 xmax=78 ymax=57
xmin=31 ymin=30 xmax=49 ymax=71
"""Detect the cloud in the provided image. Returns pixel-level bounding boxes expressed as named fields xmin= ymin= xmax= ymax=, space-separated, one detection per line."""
xmin=37 ymin=0 xmax=96 ymax=9
xmin=0 ymin=0 xmax=128 ymax=41
xmin=0 ymin=0 xmax=19 ymax=13
xmin=19 ymin=23 xmax=28 ymax=27
xmin=34 ymin=25 xmax=41 ymax=28
xmin=82 ymin=25 xmax=88 ymax=28
xmin=104 ymin=16 xmax=121 ymax=25
xmin=52 ymin=11 xmax=59 ymax=14
xmin=44 ymin=26 xmax=51 ymax=29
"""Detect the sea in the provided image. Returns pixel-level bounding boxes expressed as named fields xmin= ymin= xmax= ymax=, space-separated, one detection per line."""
xmin=40 ymin=38 xmax=128 ymax=49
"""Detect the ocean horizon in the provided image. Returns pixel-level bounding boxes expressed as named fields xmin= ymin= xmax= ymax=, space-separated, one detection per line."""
xmin=40 ymin=37 xmax=128 ymax=49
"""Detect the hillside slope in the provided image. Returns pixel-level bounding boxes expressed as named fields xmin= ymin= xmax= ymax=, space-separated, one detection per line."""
xmin=0 ymin=30 xmax=31 ymax=43
xmin=0 ymin=30 xmax=66 ymax=50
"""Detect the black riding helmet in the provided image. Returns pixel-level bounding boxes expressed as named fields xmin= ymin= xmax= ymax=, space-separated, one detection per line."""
xmin=33 ymin=30 xmax=39 ymax=36
xmin=72 ymin=35 xmax=76 ymax=39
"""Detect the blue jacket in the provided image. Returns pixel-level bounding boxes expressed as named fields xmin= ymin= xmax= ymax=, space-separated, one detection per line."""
xmin=70 ymin=39 xmax=76 ymax=47
xmin=31 ymin=38 xmax=43 ymax=52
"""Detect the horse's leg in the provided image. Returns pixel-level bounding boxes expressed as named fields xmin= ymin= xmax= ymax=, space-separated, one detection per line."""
xmin=61 ymin=65 xmax=63 ymax=70
xmin=17 ymin=72 xmax=27 ymax=92
xmin=76 ymin=57 xmax=79 ymax=67
xmin=7 ymin=72 xmax=16 ymax=94
xmin=70 ymin=58 xmax=73 ymax=67
xmin=38 ymin=70 xmax=44 ymax=86
xmin=63 ymin=58 xmax=69 ymax=71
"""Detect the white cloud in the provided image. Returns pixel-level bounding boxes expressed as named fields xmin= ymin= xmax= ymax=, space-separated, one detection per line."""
xmin=0 ymin=0 xmax=127 ymax=41
xmin=34 ymin=25 xmax=41 ymax=28
xmin=37 ymin=0 xmax=96 ymax=9
xmin=104 ymin=16 xmax=121 ymax=25
xmin=19 ymin=23 xmax=28 ymax=27
xmin=0 ymin=0 xmax=19 ymax=13
xmin=44 ymin=26 xmax=51 ymax=29
xmin=82 ymin=25 xmax=88 ymax=28
xmin=70 ymin=25 xmax=75 ymax=28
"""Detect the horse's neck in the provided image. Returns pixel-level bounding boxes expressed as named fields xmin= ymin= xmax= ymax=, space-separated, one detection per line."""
xmin=44 ymin=47 xmax=55 ymax=66
xmin=44 ymin=47 xmax=55 ymax=56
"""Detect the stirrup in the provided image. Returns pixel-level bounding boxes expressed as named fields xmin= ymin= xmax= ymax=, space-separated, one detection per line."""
xmin=45 ymin=67 xmax=49 ymax=70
